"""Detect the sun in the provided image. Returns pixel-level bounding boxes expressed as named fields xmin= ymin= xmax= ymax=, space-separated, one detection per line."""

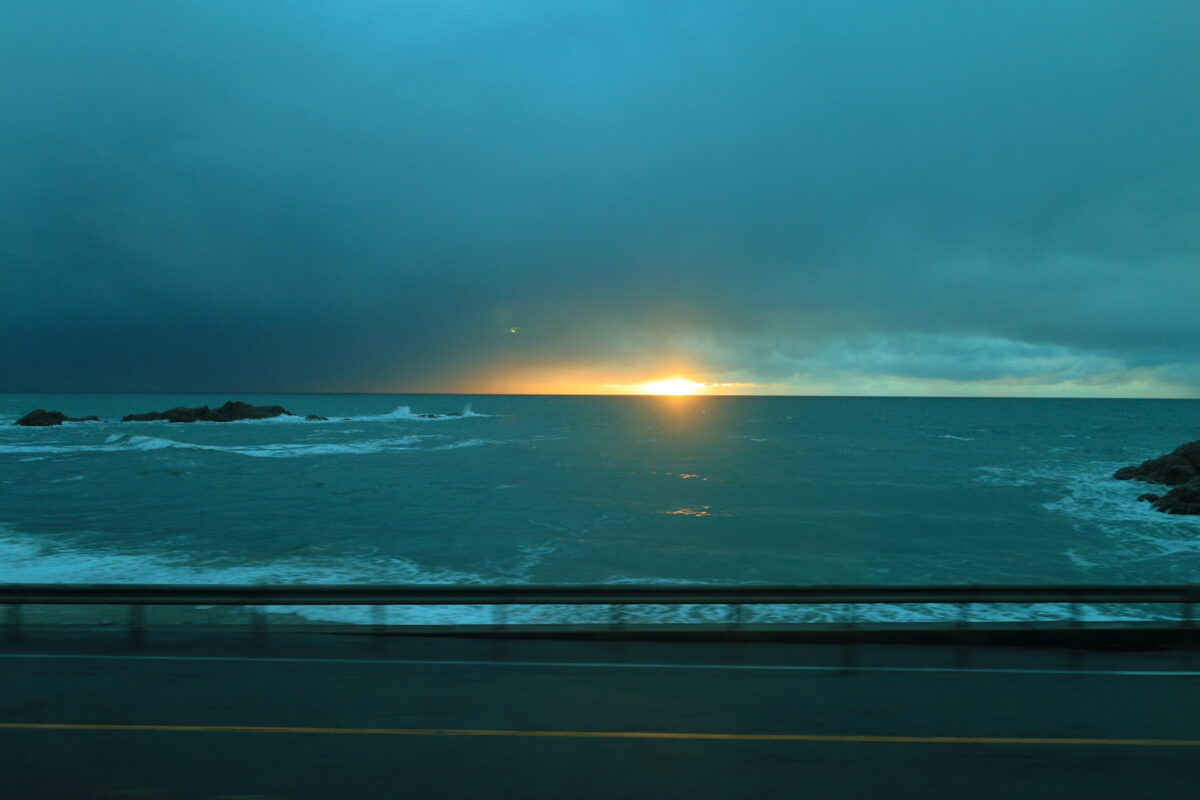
xmin=640 ymin=378 xmax=705 ymax=395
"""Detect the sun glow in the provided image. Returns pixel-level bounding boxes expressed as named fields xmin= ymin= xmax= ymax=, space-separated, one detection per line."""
xmin=640 ymin=377 xmax=705 ymax=395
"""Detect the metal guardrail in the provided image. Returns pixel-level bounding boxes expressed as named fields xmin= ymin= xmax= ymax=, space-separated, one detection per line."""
xmin=2 ymin=583 xmax=1199 ymax=607
xmin=3 ymin=584 xmax=1200 ymax=642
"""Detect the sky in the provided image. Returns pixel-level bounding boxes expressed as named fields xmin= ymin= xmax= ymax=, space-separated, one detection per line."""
xmin=2 ymin=0 xmax=1198 ymax=396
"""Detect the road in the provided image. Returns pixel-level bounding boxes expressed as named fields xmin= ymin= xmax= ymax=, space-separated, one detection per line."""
xmin=2 ymin=630 xmax=1200 ymax=799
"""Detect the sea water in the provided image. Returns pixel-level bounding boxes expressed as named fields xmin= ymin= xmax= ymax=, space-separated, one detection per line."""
xmin=1 ymin=394 xmax=1198 ymax=624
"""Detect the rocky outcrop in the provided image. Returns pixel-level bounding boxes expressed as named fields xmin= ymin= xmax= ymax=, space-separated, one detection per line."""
xmin=15 ymin=409 xmax=100 ymax=426
xmin=122 ymin=400 xmax=293 ymax=423
xmin=1113 ymin=441 xmax=1200 ymax=486
xmin=1153 ymin=479 xmax=1200 ymax=515
xmin=1114 ymin=440 xmax=1200 ymax=515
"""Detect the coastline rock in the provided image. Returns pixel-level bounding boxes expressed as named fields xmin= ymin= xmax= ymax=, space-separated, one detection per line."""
xmin=305 ymin=415 xmax=328 ymax=421
xmin=15 ymin=410 xmax=100 ymax=426
xmin=207 ymin=401 xmax=292 ymax=422
xmin=122 ymin=400 xmax=293 ymax=423
xmin=1114 ymin=440 xmax=1200 ymax=515
xmin=123 ymin=407 xmax=204 ymax=423
xmin=1151 ymin=478 xmax=1200 ymax=515
xmin=1136 ymin=493 xmax=1161 ymax=503
xmin=1112 ymin=441 xmax=1200 ymax=486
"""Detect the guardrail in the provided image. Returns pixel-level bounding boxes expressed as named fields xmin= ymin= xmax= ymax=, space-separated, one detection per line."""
xmin=4 ymin=583 xmax=1200 ymax=642
xmin=3 ymin=583 xmax=1199 ymax=606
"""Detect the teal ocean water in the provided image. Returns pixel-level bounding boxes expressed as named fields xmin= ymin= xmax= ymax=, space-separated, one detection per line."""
xmin=2 ymin=394 xmax=1198 ymax=622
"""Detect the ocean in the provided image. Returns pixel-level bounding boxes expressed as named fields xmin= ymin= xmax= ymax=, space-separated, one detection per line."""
xmin=2 ymin=393 xmax=1198 ymax=624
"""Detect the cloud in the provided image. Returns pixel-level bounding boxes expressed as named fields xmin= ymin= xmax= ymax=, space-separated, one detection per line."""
xmin=1 ymin=0 xmax=1198 ymax=395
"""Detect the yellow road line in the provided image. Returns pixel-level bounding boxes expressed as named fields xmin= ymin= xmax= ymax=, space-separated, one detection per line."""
xmin=1 ymin=722 xmax=1198 ymax=746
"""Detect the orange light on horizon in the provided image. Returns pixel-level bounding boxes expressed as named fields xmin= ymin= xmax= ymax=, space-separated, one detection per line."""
xmin=639 ymin=378 xmax=705 ymax=395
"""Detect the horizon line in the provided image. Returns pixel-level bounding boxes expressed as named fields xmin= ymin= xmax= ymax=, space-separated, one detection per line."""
xmin=2 ymin=391 xmax=1198 ymax=401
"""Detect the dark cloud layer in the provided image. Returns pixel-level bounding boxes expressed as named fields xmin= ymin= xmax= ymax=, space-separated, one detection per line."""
xmin=3 ymin=1 xmax=1198 ymax=394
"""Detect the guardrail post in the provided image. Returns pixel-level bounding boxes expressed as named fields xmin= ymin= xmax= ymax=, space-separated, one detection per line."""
xmin=492 ymin=604 xmax=508 ymax=629
xmin=726 ymin=604 xmax=746 ymax=630
xmin=127 ymin=604 xmax=145 ymax=649
xmin=372 ymin=604 xmax=388 ymax=633
xmin=6 ymin=604 xmax=20 ymax=642
xmin=1183 ymin=600 xmax=1195 ymax=629
xmin=954 ymin=601 xmax=972 ymax=669
xmin=840 ymin=603 xmax=857 ymax=630
xmin=610 ymin=603 xmax=626 ymax=632
xmin=249 ymin=608 xmax=267 ymax=640
xmin=837 ymin=603 xmax=858 ymax=674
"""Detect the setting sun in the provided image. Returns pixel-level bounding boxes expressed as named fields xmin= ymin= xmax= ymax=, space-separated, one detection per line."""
xmin=640 ymin=378 xmax=705 ymax=395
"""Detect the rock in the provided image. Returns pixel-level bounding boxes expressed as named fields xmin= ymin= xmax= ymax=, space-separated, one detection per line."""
xmin=416 ymin=413 xmax=442 ymax=418
xmin=305 ymin=415 xmax=328 ymax=421
xmin=1112 ymin=441 xmax=1200 ymax=486
xmin=15 ymin=410 xmax=99 ymax=426
xmin=122 ymin=401 xmax=293 ymax=423
xmin=206 ymin=401 xmax=291 ymax=422
xmin=1152 ymin=478 xmax=1200 ymax=515
xmin=17 ymin=410 xmax=66 ymax=426
xmin=1114 ymin=440 xmax=1200 ymax=515
xmin=123 ymin=406 xmax=204 ymax=423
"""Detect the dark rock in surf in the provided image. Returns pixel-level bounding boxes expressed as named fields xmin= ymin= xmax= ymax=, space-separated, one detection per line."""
xmin=123 ymin=406 xmax=204 ymax=423
xmin=305 ymin=415 xmax=328 ymax=421
xmin=207 ymin=401 xmax=291 ymax=422
xmin=1112 ymin=441 xmax=1200 ymax=487
xmin=121 ymin=401 xmax=293 ymax=423
xmin=15 ymin=409 xmax=100 ymax=426
xmin=1136 ymin=493 xmax=1161 ymax=503
xmin=1151 ymin=478 xmax=1200 ymax=516
xmin=1114 ymin=440 xmax=1200 ymax=515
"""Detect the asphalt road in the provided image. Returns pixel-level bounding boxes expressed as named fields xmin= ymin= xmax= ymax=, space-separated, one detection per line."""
xmin=2 ymin=631 xmax=1200 ymax=799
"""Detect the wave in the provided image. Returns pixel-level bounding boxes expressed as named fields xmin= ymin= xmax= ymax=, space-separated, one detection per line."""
xmin=0 ymin=525 xmax=1182 ymax=627
xmin=341 ymin=404 xmax=491 ymax=423
xmin=973 ymin=466 xmax=1036 ymax=487
xmin=0 ymin=432 xmax=500 ymax=459
xmin=978 ymin=460 xmax=1200 ymax=569
xmin=1 ymin=404 xmax=491 ymax=426
xmin=0 ymin=526 xmax=554 ymax=625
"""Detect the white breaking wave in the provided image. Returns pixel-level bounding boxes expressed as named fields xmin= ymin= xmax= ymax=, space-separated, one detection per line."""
xmin=342 ymin=404 xmax=491 ymax=423
xmin=1 ymin=404 xmax=492 ymax=426
xmin=433 ymin=438 xmax=500 ymax=450
xmin=0 ymin=433 xmax=500 ymax=459
xmin=0 ymin=526 xmax=556 ymax=625
xmin=1041 ymin=463 xmax=1200 ymax=543
xmin=0 ymin=526 xmax=1179 ymax=627
xmin=978 ymin=460 xmax=1200 ymax=568
xmin=973 ymin=466 xmax=1036 ymax=487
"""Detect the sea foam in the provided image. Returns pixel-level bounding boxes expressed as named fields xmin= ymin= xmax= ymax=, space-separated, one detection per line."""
xmin=0 ymin=525 xmax=1178 ymax=627
xmin=0 ymin=432 xmax=498 ymax=459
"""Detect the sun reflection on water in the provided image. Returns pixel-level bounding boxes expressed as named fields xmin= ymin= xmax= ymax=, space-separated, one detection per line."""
xmin=662 ymin=506 xmax=712 ymax=517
